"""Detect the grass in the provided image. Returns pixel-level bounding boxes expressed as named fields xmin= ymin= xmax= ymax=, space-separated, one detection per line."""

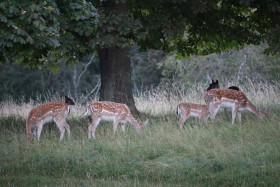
xmin=0 ymin=82 xmax=280 ymax=186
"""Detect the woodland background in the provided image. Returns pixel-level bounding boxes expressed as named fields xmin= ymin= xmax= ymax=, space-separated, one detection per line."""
xmin=1 ymin=43 xmax=279 ymax=101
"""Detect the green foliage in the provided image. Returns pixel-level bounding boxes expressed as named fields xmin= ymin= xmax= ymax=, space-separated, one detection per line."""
xmin=0 ymin=0 xmax=59 ymax=65
xmin=241 ymin=0 xmax=280 ymax=55
xmin=131 ymin=0 xmax=257 ymax=54
xmin=0 ymin=0 xmax=98 ymax=68
xmin=2 ymin=0 xmax=280 ymax=71
xmin=91 ymin=7 xmax=142 ymax=49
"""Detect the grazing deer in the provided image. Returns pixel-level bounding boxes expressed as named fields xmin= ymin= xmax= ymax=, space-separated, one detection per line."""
xmin=26 ymin=96 xmax=75 ymax=141
xmin=204 ymin=89 xmax=264 ymax=124
xmin=207 ymin=79 xmax=240 ymax=91
xmin=84 ymin=101 xmax=146 ymax=139
xmin=177 ymin=103 xmax=210 ymax=128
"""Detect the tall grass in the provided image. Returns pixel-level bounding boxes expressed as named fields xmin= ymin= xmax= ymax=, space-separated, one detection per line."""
xmin=135 ymin=81 xmax=280 ymax=115
xmin=0 ymin=81 xmax=280 ymax=186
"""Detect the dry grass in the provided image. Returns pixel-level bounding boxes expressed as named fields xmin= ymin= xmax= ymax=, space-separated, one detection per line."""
xmin=135 ymin=81 xmax=280 ymax=115
xmin=0 ymin=81 xmax=280 ymax=186
xmin=1 ymin=81 xmax=279 ymax=118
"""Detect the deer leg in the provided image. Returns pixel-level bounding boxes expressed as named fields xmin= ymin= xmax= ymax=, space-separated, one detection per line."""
xmin=237 ymin=112 xmax=242 ymax=123
xmin=199 ymin=112 xmax=208 ymax=124
xmin=26 ymin=122 xmax=33 ymax=140
xmin=88 ymin=117 xmax=100 ymax=139
xmin=178 ymin=115 xmax=189 ymax=129
xmin=63 ymin=120 xmax=71 ymax=140
xmin=178 ymin=117 xmax=186 ymax=129
xmin=88 ymin=125 xmax=93 ymax=139
xmin=54 ymin=119 xmax=65 ymax=141
xmin=198 ymin=114 xmax=203 ymax=123
xmin=201 ymin=113 xmax=210 ymax=123
xmin=209 ymin=103 xmax=220 ymax=119
xmin=31 ymin=125 xmax=37 ymax=140
xmin=121 ymin=124 xmax=126 ymax=133
xmin=113 ymin=119 xmax=120 ymax=134
xmin=178 ymin=108 xmax=190 ymax=128
xmin=88 ymin=124 xmax=95 ymax=139
xmin=231 ymin=107 xmax=238 ymax=125
xmin=36 ymin=122 xmax=44 ymax=141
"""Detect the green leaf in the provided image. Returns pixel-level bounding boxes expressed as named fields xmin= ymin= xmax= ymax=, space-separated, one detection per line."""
xmin=39 ymin=24 xmax=45 ymax=31
xmin=0 ymin=16 xmax=8 ymax=23
xmin=33 ymin=20 xmax=40 ymax=27
xmin=7 ymin=21 xmax=14 ymax=27
xmin=47 ymin=64 xmax=60 ymax=74
xmin=19 ymin=37 xmax=25 ymax=44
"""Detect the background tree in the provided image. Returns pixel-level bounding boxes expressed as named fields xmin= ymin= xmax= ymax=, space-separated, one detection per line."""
xmin=158 ymin=44 xmax=280 ymax=90
xmin=0 ymin=55 xmax=100 ymax=101
xmin=130 ymin=46 xmax=163 ymax=92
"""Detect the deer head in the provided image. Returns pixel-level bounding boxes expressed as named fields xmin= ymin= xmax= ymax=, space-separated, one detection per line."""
xmin=207 ymin=79 xmax=219 ymax=91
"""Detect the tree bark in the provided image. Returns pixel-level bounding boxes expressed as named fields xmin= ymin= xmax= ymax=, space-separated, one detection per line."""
xmin=98 ymin=47 xmax=138 ymax=115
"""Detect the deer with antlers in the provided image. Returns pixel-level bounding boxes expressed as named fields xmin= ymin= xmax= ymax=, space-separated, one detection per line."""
xmin=84 ymin=101 xmax=147 ymax=139
xmin=204 ymin=89 xmax=264 ymax=124
xmin=177 ymin=103 xmax=210 ymax=128
xmin=26 ymin=96 xmax=75 ymax=141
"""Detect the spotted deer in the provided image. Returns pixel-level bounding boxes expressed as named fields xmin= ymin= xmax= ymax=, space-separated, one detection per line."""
xmin=84 ymin=101 xmax=146 ymax=139
xmin=177 ymin=103 xmax=210 ymax=128
xmin=26 ymin=96 xmax=75 ymax=141
xmin=204 ymin=89 xmax=264 ymax=124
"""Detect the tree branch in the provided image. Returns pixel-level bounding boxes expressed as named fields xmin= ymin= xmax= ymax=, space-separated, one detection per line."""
xmin=77 ymin=54 xmax=95 ymax=87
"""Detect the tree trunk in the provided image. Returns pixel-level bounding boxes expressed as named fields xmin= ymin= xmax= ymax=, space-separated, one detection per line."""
xmin=98 ymin=47 xmax=138 ymax=115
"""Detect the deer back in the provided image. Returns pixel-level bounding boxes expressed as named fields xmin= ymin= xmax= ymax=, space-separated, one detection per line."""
xmin=28 ymin=102 xmax=69 ymax=123
xmin=89 ymin=101 xmax=132 ymax=118
xmin=205 ymin=89 xmax=249 ymax=106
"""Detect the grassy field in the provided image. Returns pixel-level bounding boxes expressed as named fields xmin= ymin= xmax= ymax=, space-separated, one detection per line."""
xmin=0 ymin=82 xmax=280 ymax=186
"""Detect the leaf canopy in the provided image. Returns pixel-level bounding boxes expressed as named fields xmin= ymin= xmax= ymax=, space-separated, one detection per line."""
xmin=1 ymin=0 xmax=279 ymax=68
xmin=0 ymin=0 xmax=98 ymax=68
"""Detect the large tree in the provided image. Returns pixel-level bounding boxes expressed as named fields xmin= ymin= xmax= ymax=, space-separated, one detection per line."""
xmin=90 ymin=0 xmax=280 ymax=114
xmin=1 ymin=0 xmax=279 ymax=114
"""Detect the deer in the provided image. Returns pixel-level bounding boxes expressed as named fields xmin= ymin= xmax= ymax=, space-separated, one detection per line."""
xmin=26 ymin=96 xmax=75 ymax=141
xmin=204 ymin=89 xmax=265 ymax=125
xmin=84 ymin=101 xmax=147 ymax=139
xmin=177 ymin=103 xmax=210 ymax=129
xmin=207 ymin=79 xmax=240 ymax=91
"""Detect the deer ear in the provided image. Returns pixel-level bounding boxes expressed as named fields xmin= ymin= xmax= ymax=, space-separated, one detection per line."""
xmin=216 ymin=80 xmax=218 ymax=84
xmin=212 ymin=79 xmax=215 ymax=83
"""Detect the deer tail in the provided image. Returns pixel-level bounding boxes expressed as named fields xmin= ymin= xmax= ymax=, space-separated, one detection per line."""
xmin=177 ymin=105 xmax=181 ymax=116
xmin=83 ymin=105 xmax=90 ymax=116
